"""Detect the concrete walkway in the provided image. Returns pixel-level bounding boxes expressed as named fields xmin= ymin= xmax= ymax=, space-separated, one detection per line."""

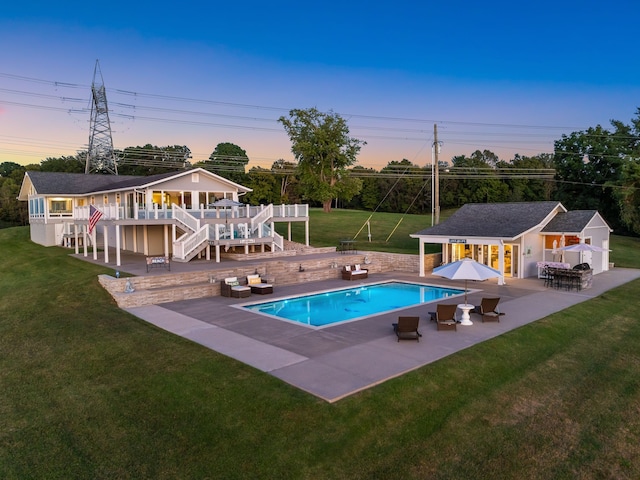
xmin=125 ymin=268 xmax=640 ymax=402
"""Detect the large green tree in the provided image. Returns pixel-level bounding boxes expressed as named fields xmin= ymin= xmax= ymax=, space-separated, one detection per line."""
xmin=244 ymin=167 xmax=279 ymax=205
xmin=499 ymin=153 xmax=555 ymax=202
xmin=278 ymin=108 xmax=365 ymax=212
xmin=0 ymin=163 xmax=28 ymax=227
xmin=270 ymin=159 xmax=299 ymax=204
xmin=40 ymin=154 xmax=85 ymax=173
xmin=553 ymin=110 xmax=640 ymax=233
xmin=442 ymin=151 xmax=509 ymax=207
xmin=375 ymin=160 xmax=429 ymax=214
xmin=202 ymin=142 xmax=249 ymax=184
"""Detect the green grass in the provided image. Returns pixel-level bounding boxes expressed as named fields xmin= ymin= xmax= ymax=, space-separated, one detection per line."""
xmin=610 ymin=234 xmax=640 ymax=268
xmin=2 ymin=226 xmax=640 ymax=479
xmin=276 ymin=208 xmax=456 ymax=254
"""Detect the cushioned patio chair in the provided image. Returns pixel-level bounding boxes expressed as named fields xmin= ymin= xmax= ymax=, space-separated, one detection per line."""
xmin=220 ymin=276 xmax=251 ymax=298
xmin=472 ymin=297 xmax=505 ymax=322
xmin=246 ymin=274 xmax=273 ymax=295
xmin=392 ymin=316 xmax=421 ymax=342
xmin=429 ymin=303 xmax=458 ymax=331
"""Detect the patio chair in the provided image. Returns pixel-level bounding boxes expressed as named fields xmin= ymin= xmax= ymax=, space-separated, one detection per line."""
xmin=246 ymin=274 xmax=273 ymax=295
xmin=392 ymin=316 xmax=422 ymax=342
xmin=473 ymin=297 xmax=505 ymax=322
xmin=429 ymin=303 xmax=458 ymax=331
xmin=220 ymin=277 xmax=251 ymax=298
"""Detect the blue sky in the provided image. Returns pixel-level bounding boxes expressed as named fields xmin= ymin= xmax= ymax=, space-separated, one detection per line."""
xmin=1 ymin=1 xmax=638 ymax=170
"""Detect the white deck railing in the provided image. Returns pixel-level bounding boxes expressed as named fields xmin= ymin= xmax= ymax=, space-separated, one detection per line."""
xmin=72 ymin=202 xmax=308 ymax=222
xmin=171 ymin=204 xmax=200 ymax=233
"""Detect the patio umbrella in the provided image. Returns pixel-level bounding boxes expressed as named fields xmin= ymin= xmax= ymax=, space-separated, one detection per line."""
xmin=208 ymin=198 xmax=244 ymax=223
xmin=557 ymin=242 xmax=607 ymax=253
xmin=432 ymin=258 xmax=501 ymax=305
xmin=558 ymin=242 xmax=608 ymax=265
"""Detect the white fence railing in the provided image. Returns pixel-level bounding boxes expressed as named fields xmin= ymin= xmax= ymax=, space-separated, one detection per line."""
xmin=72 ymin=202 xmax=308 ymax=222
xmin=172 ymin=224 xmax=209 ymax=260
xmin=171 ymin=204 xmax=200 ymax=233
xmin=250 ymin=204 xmax=273 ymax=233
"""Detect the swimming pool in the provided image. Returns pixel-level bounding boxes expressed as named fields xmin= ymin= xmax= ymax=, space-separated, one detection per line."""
xmin=242 ymin=281 xmax=464 ymax=327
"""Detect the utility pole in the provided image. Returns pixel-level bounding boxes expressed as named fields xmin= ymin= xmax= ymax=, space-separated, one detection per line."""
xmin=433 ymin=123 xmax=440 ymax=225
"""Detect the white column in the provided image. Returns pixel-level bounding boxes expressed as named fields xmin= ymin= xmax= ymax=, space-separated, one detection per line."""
xmin=215 ymin=244 xmax=220 ymax=263
xmin=115 ymin=224 xmax=121 ymax=267
xmin=419 ymin=239 xmax=425 ymax=277
xmin=143 ymin=226 xmax=149 ymax=256
xmin=498 ymin=241 xmax=505 ymax=285
xmin=92 ymin=228 xmax=98 ymax=260
xmin=288 ymin=222 xmax=292 ymax=241
xmin=305 ymin=220 xmax=309 ymax=246
xmin=132 ymin=226 xmax=138 ymax=253
xmin=83 ymin=225 xmax=88 ymax=257
xmin=164 ymin=224 xmax=169 ymax=257
xmin=74 ymin=224 xmax=79 ymax=255
xmin=103 ymin=225 xmax=109 ymax=263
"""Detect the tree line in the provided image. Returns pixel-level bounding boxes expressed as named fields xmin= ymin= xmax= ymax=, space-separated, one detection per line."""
xmin=1 ymin=107 xmax=639 ymax=235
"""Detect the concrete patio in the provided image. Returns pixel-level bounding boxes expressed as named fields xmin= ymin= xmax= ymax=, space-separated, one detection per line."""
xmin=122 ymin=266 xmax=640 ymax=403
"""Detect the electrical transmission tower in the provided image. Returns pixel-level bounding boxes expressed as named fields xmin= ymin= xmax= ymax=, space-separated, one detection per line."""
xmin=85 ymin=60 xmax=117 ymax=174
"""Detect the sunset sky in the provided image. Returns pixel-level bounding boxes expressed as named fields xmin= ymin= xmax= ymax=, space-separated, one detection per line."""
xmin=1 ymin=1 xmax=639 ymax=171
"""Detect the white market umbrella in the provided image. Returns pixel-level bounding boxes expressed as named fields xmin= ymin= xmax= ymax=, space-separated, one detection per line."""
xmin=208 ymin=198 xmax=244 ymax=223
xmin=432 ymin=258 xmax=501 ymax=305
xmin=557 ymin=243 xmax=607 ymax=253
xmin=558 ymin=242 xmax=608 ymax=265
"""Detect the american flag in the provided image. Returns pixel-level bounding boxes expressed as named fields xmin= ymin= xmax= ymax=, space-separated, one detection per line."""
xmin=88 ymin=205 xmax=103 ymax=234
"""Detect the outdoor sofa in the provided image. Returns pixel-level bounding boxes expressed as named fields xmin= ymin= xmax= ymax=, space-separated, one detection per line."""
xmin=342 ymin=264 xmax=368 ymax=281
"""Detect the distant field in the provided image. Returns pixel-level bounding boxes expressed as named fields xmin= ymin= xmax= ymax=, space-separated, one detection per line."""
xmin=276 ymin=208 xmax=455 ymax=254
xmin=276 ymin=209 xmax=639 ymax=267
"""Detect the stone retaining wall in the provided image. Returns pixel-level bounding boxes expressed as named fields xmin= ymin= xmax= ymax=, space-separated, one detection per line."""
xmin=100 ymin=251 xmax=442 ymax=308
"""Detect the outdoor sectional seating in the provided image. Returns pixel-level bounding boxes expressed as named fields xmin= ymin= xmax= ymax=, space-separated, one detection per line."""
xmin=246 ymin=274 xmax=273 ymax=295
xmin=342 ymin=264 xmax=368 ymax=280
xmin=220 ymin=277 xmax=252 ymax=298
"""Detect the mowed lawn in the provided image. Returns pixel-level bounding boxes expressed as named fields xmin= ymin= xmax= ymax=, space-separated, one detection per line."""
xmin=1 ymin=222 xmax=640 ymax=479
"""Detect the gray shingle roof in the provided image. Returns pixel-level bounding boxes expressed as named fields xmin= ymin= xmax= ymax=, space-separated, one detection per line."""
xmin=26 ymin=171 xmax=148 ymax=195
xmin=25 ymin=170 xmax=220 ymax=195
xmin=540 ymin=210 xmax=599 ymax=233
xmin=414 ymin=201 xmax=563 ymax=239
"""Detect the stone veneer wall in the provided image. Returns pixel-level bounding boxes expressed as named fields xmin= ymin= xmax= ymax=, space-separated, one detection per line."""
xmin=99 ymin=251 xmax=442 ymax=308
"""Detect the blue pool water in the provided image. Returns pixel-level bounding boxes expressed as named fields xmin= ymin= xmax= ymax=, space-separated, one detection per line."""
xmin=242 ymin=281 xmax=464 ymax=327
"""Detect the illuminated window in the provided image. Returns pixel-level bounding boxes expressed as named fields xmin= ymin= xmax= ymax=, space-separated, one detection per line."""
xmin=49 ymin=198 xmax=72 ymax=213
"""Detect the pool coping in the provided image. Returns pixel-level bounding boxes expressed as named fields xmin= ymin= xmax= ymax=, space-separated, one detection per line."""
xmin=125 ymin=268 xmax=640 ymax=403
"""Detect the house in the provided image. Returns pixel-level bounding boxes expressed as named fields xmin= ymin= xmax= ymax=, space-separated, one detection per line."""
xmin=411 ymin=202 xmax=612 ymax=283
xmin=18 ymin=168 xmax=309 ymax=266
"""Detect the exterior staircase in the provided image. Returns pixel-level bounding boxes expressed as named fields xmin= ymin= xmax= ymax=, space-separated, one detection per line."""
xmin=171 ymin=203 xmax=284 ymax=262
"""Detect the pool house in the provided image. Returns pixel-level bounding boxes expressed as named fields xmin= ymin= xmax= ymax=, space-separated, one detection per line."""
xmin=411 ymin=201 xmax=612 ymax=284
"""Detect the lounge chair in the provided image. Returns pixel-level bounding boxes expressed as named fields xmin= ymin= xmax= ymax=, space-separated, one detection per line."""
xmin=392 ymin=316 xmax=421 ymax=342
xmin=472 ymin=297 xmax=505 ymax=322
xmin=429 ymin=303 xmax=458 ymax=331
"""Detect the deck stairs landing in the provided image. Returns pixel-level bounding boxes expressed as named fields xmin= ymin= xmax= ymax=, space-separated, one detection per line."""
xmin=171 ymin=204 xmax=284 ymax=262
